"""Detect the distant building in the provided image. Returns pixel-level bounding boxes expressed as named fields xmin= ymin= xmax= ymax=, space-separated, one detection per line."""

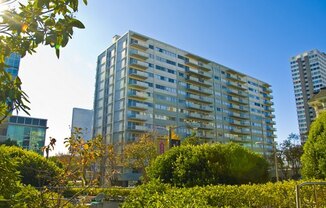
xmin=5 ymin=116 xmax=48 ymax=155
xmin=71 ymin=108 xmax=93 ymax=140
xmin=4 ymin=53 xmax=20 ymax=77
xmin=0 ymin=53 xmax=21 ymax=141
xmin=309 ymin=87 xmax=326 ymax=117
xmin=290 ymin=49 xmax=326 ymax=142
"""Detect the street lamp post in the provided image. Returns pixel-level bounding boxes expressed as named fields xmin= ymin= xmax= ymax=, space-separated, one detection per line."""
xmin=256 ymin=141 xmax=279 ymax=182
xmin=273 ymin=142 xmax=279 ymax=182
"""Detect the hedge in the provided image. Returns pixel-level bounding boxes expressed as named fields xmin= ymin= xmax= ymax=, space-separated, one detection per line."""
xmin=122 ymin=180 xmax=326 ymax=207
xmin=63 ymin=187 xmax=131 ymax=201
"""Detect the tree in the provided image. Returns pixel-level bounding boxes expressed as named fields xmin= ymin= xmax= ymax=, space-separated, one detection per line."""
xmin=123 ymin=133 xmax=158 ymax=183
xmin=0 ymin=0 xmax=88 ymax=123
xmin=42 ymin=137 xmax=57 ymax=158
xmin=278 ymin=133 xmax=303 ymax=179
xmin=0 ymin=145 xmax=62 ymax=187
xmin=0 ymin=149 xmax=20 ymax=199
xmin=64 ymin=129 xmax=104 ymax=187
xmin=147 ymin=143 xmax=269 ymax=187
xmin=181 ymin=132 xmax=205 ymax=146
xmin=301 ymin=111 xmax=326 ymax=179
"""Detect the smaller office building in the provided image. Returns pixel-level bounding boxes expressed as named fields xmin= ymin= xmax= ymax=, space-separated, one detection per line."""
xmin=6 ymin=116 xmax=48 ymax=154
xmin=71 ymin=108 xmax=93 ymax=141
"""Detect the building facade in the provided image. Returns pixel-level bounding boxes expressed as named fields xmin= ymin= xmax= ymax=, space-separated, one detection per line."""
xmin=0 ymin=53 xmax=21 ymax=141
xmin=71 ymin=108 xmax=93 ymax=141
xmin=5 ymin=116 xmax=47 ymax=154
xmin=290 ymin=49 xmax=326 ymax=142
xmin=93 ymin=31 xmax=275 ymax=183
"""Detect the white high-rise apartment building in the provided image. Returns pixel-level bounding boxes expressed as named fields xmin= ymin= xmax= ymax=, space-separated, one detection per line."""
xmin=290 ymin=49 xmax=326 ymax=142
xmin=93 ymin=31 xmax=276 ymax=184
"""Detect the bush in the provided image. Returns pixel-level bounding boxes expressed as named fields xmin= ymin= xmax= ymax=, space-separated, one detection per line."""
xmin=147 ymin=143 xmax=269 ymax=187
xmin=63 ymin=187 xmax=131 ymax=201
xmin=122 ymin=180 xmax=326 ymax=208
xmin=0 ymin=145 xmax=62 ymax=187
xmin=0 ymin=148 xmax=21 ymax=199
xmin=301 ymin=111 xmax=326 ymax=179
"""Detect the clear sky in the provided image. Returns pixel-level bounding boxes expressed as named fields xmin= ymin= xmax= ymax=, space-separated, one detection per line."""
xmin=17 ymin=0 xmax=326 ymax=154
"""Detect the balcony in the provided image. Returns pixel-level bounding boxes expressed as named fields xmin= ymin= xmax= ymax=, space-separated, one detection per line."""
xmin=226 ymin=73 xmax=246 ymax=83
xmin=186 ymin=85 xmax=213 ymax=96
xmin=226 ymin=88 xmax=248 ymax=97
xmin=185 ymin=76 xmax=212 ymax=88
xmin=228 ymin=104 xmax=249 ymax=112
xmin=198 ymin=123 xmax=215 ymax=130
xmin=129 ymin=50 xmax=149 ymax=61
xmin=228 ymin=112 xmax=249 ymax=120
xmin=228 ymin=128 xmax=250 ymax=135
xmin=128 ymin=114 xmax=148 ymax=122
xmin=227 ymin=96 xmax=248 ymax=105
xmin=187 ymin=112 xmax=214 ymax=121
xmin=229 ymin=119 xmax=250 ymax=127
xmin=184 ymin=60 xmax=211 ymax=72
xmin=186 ymin=102 xmax=213 ymax=112
xmin=129 ymin=69 xmax=147 ymax=80
xmin=186 ymin=94 xmax=213 ymax=104
xmin=185 ymin=68 xmax=211 ymax=79
xmin=264 ymin=100 xmax=273 ymax=106
xmin=196 ymin=132 xmax=215 ymax=139
xmin=128 ymin=90 xmax=149 ymax=100
xmin=127 ymin=125 xmax=147 ymax=132
xmin=128 ymin=102 xmax=148 ymax=111
xmin=129 ymin=59 xmax=148 ymax=71
xmin=130 ymin=39 xmax=148 ymax=51
xmin=128 ymin=80 xmax=148 ymax=90
xmin=226 ymin=81 xmax=246 ymax=90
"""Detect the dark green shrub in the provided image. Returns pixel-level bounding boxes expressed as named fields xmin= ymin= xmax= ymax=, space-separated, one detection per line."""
xmin=147 ymin=143 xmax=268 ymax=187
xmin=0 ymin=145 xmax=62 ymax=187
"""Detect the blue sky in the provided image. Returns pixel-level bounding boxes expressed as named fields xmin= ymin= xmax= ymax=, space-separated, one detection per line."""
xmin=18 ymin=0 xmax=326 ymax=153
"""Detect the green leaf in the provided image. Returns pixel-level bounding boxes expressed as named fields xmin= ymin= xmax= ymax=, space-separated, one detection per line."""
xmin=71 ymin=19 xmax=85 ymax=29
xmin=55 ymin=48 xmax=60 ymax=58
xmin=83 ymin=0 xmax=88 ymax=5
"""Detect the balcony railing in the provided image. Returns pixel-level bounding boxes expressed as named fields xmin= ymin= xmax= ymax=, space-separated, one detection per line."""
xmin=127 ymin=125 xmax=147 ymax=131
xmin=130 ymin=41 xmax=148 ymax=51
xmin=185 ymin=60 xmax=211 ymax=72
xmin=129 ymin=69 xmax=148 ymax=80
xmin=129 ymin=50 xmax=149 ymax=61
xmin=185 ymin=68 xmax=211 ymax=79
xmin=128 ymin=90 xmax=149 ymax=100
xmin=186 ymin=94 xmax=213 ymax=104
xmin=128 ymin=80 xmax=148 ymax=89
xmin=129 ymin=59 xmax=148 ymax=70
xmin=128 ymin=114 xmax=148 ymax=121
xmin=127 ymin=102 xmax=148 ymax=110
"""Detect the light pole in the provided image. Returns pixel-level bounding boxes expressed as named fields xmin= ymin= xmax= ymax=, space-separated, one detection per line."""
xmin=256 ymin=141 xmax=279 ymax=182
xmin=273 ymin=141 xmax=279 ymax=182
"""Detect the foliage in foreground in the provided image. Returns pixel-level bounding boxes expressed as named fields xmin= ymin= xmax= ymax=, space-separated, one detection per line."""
xmin=0 ymin=145 xmax=62 ymax=187
xmin=122 ymin=180 xmax=326 ymax=208
xmin=0 ymin=0 xmax=87 ymax=122
xmin=301 ymin=111 xmax=326 ymax=179
xmin=147 ymin=143 xmax=269 ymax=187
